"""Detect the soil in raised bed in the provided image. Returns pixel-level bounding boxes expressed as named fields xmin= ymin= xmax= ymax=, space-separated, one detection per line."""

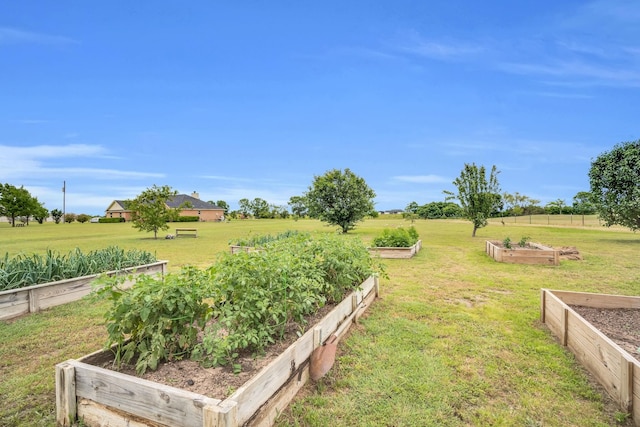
xmin=570 ymin=305 xmax=640 ymax=362
xmin=96 ymin=303 xmax=336 ymax=400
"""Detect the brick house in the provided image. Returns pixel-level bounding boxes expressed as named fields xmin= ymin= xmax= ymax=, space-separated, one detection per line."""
xmin=105 ymin=192 xmax=225 ymax=222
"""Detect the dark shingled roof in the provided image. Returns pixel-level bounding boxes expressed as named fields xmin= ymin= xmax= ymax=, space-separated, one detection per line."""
xmin=167 ymin=194 xmax=222 ymax=210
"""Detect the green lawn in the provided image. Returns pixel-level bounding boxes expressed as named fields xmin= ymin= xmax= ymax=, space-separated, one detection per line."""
xmin=0 ymin=218 xmax=637 ymax=426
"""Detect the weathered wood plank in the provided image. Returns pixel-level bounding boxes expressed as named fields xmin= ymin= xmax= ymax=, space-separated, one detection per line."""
xmin=565 ymin=310 xmax=624 ymax=402
xmin=0 ymin=291 xmax=29 ymax=320
xmin=552 ymin=290 xmax=640 ymax=309
xmin=72 ymin=361 xmax=220 ymax=427
xmin=203 ymin=400 xmax=237 ymax=427
xmin=78 ymin=399 xmax=167 ymax=427
xmin=56 ymin=361 xmax=77 ymax=426
xmin=633 ymin=363 xmax=640 ymax=425
xmin=248 ymin=366 xmax=310 ymax=427
xmin=541 ymin=290 xmax=564 ymax=338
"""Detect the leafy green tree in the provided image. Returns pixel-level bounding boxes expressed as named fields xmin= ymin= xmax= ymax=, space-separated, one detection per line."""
xmin=32 ymin=204 xmax=49 ymax=224
xmin=572 ymin=191 xmax=596 ymax=215
xmin=545 ymin=199 xmax=566 ymax=215
xmin=288 ymin=195 xmax=308 ymax=219
xmin=128 ymin=185 xmax=180 ymax=239
xmin=250 ymin=198 xmax=271 ymax=218
xmin=76 ymin=214 xmax=91 ymax=223
xmin=589 ymin=140 xmax=640 ymax=231
xmin=0 ymin=184 xmax=35 ymax=226
xmin=64 ymin=213 xmax=77 ymax=223
xmin=215 ymin=200 xmax=229 ymax=215
xmin=238 ymin=198 xmax=251 ymax=218
xmin=502 ymin=192 xmax=535 ymax=216
xmin=444 ymin=163 xmax=501 ymax=237
xmin=305 ymin=168 xmax=376 ymax=233
xmin=51 ymin=208 xmax=63 ymax=224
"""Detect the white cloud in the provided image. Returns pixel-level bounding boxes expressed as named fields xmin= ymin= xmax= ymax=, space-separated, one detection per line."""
xmin=0 ymin=144 xmax=163 ymax=181
xmin=0 ymin=27 xmax=78 ymax=45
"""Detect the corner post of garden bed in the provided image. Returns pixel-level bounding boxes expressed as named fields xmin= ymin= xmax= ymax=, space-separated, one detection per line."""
xmin=203 ymin=400 xmax=238 ymax=427
xmin=55 ymin=360 xmax=77 ymax=426
xmin=620 ymin=354 xmax=634 ymax=413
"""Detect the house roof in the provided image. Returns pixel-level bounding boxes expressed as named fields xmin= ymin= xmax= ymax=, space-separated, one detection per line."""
xmin=167 ymin=194 xmax=222 ymax=210
xmin=105 ymin=195 xmax=223 ymax=212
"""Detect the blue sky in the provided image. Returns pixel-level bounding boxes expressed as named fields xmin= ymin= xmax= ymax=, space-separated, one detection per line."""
xmin=1 ymin=1 xmax=639 ymax=215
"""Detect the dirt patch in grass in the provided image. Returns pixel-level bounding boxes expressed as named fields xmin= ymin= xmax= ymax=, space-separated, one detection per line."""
xmin=96 ymin=303 xmax=335 ymax=400
xmin=571 ymin=305 xmax=640 ymax=362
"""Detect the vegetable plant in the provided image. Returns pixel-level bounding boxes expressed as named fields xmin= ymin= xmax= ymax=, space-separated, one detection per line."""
xmin=0 ymin=246 xmax=157 ymax=291
xmin=371 ymin=226 xmax=419 ymax=248
xmin=99 ymin=233 xmax=384 ymax=374
xmin=502 ymin=237 xmax=512 ymax=249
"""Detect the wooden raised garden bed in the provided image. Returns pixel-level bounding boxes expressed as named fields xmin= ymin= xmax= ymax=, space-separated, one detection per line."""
xmin=485 ymin=240 xmax=559 ymax=265
xmin=0 ymin=261 xmax=167 ymax=321
xmin=56 ymin=275 xmax=379 ymax=427
xmin=541 ymin=289 xmax=640 ymax=425
xmin=368 ymin=240 xmax=422 ymax=259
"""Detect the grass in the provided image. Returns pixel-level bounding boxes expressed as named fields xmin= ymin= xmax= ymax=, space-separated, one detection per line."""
xmin=0 ymin=218 xmax=638 ymax=426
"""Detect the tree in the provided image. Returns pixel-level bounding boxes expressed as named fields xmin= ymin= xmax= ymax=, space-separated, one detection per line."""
xmin=250 ymin=198 xmax=270 ymax=218
xmin=288 ymin=195 xmax=308 ymax=219
xmin=64 ymin=213 xmax=77 ymax=223
xmin=305 ymin=168 xmax=376 ymax=233
xmin=51 ymin=209 xmax=63 ymax=224
xmin=572 ymin=191 xmax=596 ymax=215
xmin=0 ymin=184 xmax=36 ymax=226
xmin=216 ymin=200 xmax=229 ymax=215
xmin=545 ymin=199 xmax=566 ymax=215
xmin=76 ymin=213 xmax=91 ymax=223
xmin=32 ymin=204 xmax=49 ymax=224
xmin=589 ymin=140 xmax=640 ymax=231
xmin=238 ymin=198 xmax=251 ymax=218
xmin=444 ymin=163 xmax=501 ymax=237
xmin=128 ymin=185 xmax=181 ymax=239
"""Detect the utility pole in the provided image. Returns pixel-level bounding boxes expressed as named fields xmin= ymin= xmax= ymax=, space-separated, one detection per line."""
xmin=62 ymin=181 xmax=66 ymax=224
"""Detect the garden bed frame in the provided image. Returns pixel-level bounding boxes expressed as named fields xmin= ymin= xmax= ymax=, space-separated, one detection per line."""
xmin=0 ymin=261 xmax=168 ymax=321
xmin=56 ymin=275 xmax=379 ymax=427
xmin=367 ymin=240 xmax=422 ymax=259
xmin=541 ymin=289 xmax=640 ymax=425
xmin=486 ymin=240 xmax=559 ymax=265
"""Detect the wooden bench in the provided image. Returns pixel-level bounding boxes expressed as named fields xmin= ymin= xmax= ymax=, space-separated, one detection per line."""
xmin=175 ymin=228 xmax=197 ymax=238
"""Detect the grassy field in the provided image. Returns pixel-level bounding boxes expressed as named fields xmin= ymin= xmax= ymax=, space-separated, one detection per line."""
xmin=0 ymin=218 xmax=638 ymax=426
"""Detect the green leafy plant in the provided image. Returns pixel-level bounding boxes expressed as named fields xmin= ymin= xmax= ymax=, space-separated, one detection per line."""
xmin=0 ymin=246 xmax=157 ymax=291
xmin=97 ymin=267 xmax=213 ymax=375
xmin=371 ymin=226 xmax=419 ymax=248
xmin=502 ymin=237 xmax=512 ymax=249
xmin=99 ymin=232 xmax=383 ymax=374
xmin=518 ymin=236 xmax=531 ymax=247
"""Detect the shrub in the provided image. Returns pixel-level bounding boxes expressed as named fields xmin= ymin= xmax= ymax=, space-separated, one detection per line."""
xmin=173 ymin=216 xmax=199 ymax=222
xmin=371 ymin=226 xmax=419 ymax=248
xmin=76 ymin=214 xmax=92 ymax=223
xmin=99 ymin=217 xmax=125 ymax=223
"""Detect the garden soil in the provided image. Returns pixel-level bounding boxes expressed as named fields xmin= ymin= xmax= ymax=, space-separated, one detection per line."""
xmin=571 ymin=305 xmax=640 ymax=362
